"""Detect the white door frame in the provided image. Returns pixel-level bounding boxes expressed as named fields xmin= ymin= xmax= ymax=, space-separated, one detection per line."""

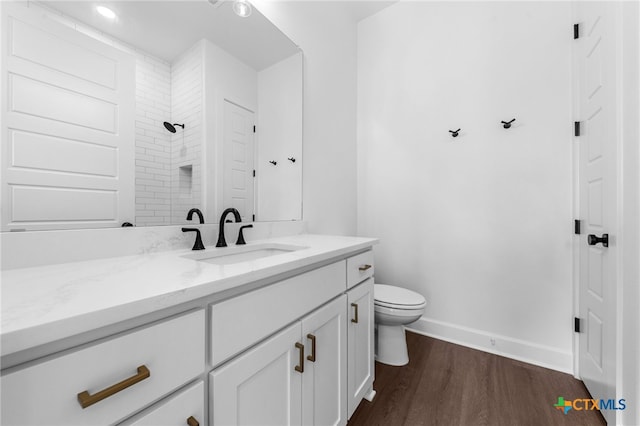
xmin=572 ymin=2 xmax=640 ymax=425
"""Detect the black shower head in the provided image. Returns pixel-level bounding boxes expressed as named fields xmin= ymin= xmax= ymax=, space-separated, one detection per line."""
xmin=163 ymin=122 xmax=185 ymax=133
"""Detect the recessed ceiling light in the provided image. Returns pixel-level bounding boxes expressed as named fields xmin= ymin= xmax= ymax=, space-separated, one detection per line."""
xmin=233 ymin=0 xmax=252 ymax=18
xmin=96 ymin=5 xmax=116 ymax=20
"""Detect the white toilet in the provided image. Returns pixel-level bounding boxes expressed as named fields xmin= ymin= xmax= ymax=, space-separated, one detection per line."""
xmin=374 ymin=284 xmax=427 ymax=366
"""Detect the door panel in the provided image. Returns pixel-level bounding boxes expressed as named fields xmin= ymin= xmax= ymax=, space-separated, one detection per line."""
xmin=347 ymin=279 xmax=375 ymax=419
xmin=301 ymin=296 xmax=347 ymax=426
xmin=575 ymin=2 xmax=617 ymax=424
xmin=223 ymin=100 xmax=255 ymax=221
xmin=1 ymin=3 xmax=135 ymax=230
xmin=211 ymin=322 xmax=302 ymax=426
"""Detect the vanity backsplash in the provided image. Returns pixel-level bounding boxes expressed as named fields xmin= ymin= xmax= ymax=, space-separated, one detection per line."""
xmin=0 ymin=221 xmax=307 ymax=270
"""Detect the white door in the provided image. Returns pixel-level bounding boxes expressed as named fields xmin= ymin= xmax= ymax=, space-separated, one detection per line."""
xmin=301 ymin=295 xmax=348 ymax=426
xmin=0 ymin=3 xmax=135 ymax=230
xmin=223 ymin=100 xmax=255 ymax=221
xmin=210 ymin=322 xmax=302 ymax=425
xmin=347 ymin=279 xmax=375 ymax=419
xmin=575 ymin=2 xmax=618 ymax=423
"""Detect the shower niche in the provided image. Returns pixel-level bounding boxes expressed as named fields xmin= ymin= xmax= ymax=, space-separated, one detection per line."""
xmin=179 ymin=166 xmax=193 ymax=198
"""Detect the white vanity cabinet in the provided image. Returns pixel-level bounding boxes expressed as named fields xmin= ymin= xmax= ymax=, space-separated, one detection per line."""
xmin=0 ymin=310 xmax=205 ymax=426
xmin=301 ymin=295 xmax=348 ymax=426
xmin=211 ymin=250 xmax=375 ymax=426
xmin=345 ymin=250 xmax=376 ymax=418
xmin=346 ymin=278 xmax=375 ymax=419
xmin=1 ymin=237 xmax=377 ymax=426
xmin=211 ymin=295 xmax=347 ymax=426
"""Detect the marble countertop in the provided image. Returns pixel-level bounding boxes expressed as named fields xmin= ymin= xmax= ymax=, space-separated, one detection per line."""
xmin=1 ymin=234 xmax=378 ymax=357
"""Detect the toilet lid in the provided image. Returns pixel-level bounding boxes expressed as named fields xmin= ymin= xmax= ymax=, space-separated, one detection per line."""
xmin=374 ymin=284 xmax=426 ymax=308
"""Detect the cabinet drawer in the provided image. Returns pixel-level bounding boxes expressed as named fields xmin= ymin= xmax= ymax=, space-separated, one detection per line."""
xmin=210 ymin=261 xmax=345 ymax=367
xmin=1 ymin=310 xmax=205 ymax=426
xmin=124 ymin=381 xmax=204 ymax=426
xmin=346 ymin=250 xmax=374 ymax=289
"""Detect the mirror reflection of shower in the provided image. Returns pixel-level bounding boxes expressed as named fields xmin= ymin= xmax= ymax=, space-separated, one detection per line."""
xmin=163 ymin=122 xmax=184 ymax=133
xmin=164 ymin=121 xmax=187 ymax=156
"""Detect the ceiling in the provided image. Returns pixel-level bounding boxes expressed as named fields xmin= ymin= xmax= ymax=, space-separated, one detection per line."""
xmin=340 ymin=1 xmax=397 ymax=22
xmin=41 ymin=0 xmax=300 ymax=69
xmin=40 ymin=1 xmax=395 ymax=67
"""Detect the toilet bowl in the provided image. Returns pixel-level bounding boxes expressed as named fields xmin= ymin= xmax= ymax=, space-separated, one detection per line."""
xmin=374 ymin=284 xmax=426 ymax=366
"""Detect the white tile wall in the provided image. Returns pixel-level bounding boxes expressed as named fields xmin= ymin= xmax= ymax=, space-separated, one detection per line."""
xmin=135 ymin=55 xmax=172 ymax=226
xmin=170 ymin=42 xmax=204 ymax=224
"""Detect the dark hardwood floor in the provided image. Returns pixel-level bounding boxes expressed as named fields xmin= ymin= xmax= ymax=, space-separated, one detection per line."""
xmin=348 ymin=331 xmax=606 ymax=426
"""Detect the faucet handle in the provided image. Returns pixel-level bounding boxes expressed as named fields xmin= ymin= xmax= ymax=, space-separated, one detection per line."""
xmin=182 ymin=228 xmax=205 ymax=250
xmin=236 ymin=225 xmax=253 ymax=245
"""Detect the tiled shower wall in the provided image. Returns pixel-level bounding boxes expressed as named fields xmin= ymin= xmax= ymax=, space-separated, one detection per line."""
xmin=134 ymin=56 xmax=172 ymax=226
xmin=170 ymin=42 xmax=204 ymax=225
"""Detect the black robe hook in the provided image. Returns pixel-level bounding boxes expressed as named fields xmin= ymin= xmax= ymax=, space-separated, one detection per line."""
xmin=501 ymin=118 xmax=516 ymax=129
xmin=449 ymin=129 xmax=461 ymax=138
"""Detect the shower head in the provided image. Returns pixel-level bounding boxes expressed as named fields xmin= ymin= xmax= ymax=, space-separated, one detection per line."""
xmin=163 ymin=122 xmax=185 ymax=133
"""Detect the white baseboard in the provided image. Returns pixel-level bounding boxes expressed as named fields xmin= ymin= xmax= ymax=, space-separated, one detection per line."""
xmin=406 ymin=317 xmax=573 ymax=375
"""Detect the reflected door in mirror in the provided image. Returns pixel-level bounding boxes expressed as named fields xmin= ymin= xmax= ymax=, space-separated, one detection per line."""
xmin=223 ymin=101 xmax=255 ymax=222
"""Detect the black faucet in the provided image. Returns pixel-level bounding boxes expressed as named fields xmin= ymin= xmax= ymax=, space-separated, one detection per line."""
xmin=236 ymin=224 xmax=253 ymax=245
xmin=216 ymin=208 xmax=242 ymax=247
xmin=186 ymin=208 xmax=204 ymax=224
xmin=182 ymin=228 xmax=205 ymax=250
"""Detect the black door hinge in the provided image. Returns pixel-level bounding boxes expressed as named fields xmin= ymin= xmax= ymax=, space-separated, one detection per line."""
xmin=252 ymin=214 xmax=255 ymax=221
xmin=573 ymin=23 xmax=580 ymax=39
xmin=253 ymin=125 xmax=256 ymax=133
xmin=574 ymin=219 xmax=581 ymax=235
xmin=574 ymin=121 xmax=581 ymax=137
xmin=253 ymin=169 xmax=256 ymax=177
xmin=574 ymin=317 xmax=581 ymax=333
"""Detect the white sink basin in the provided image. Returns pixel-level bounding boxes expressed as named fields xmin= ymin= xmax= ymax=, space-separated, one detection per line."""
xmin=182 ymin=243 xmax=306 ymax=265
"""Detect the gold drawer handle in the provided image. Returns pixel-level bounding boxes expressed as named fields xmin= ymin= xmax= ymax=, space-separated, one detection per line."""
xmin=307 ymin=334 xmax=316 ymax=362
xmin=359 ymin=264 xmax=372 ymax=272
xmin=295 ymin=342 xmax=305 ymax=373
xmin=187 ymin=416 xmax=200 ymax=426
xmin=77 ymin=365 xmax=150 ymax=409
xmin=351 ymin=303 xmax=359 ymax=323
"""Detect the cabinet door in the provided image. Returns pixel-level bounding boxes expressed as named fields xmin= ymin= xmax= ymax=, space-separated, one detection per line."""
xmin=301 ymin=295 xmax=347 ymax=426
xmin=210 ymin=322 xmax=302 ymax=426
xmin=347 ymin=278 xmax=374 ymax=419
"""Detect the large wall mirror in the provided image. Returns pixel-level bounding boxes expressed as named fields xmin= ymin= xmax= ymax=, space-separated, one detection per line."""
xmin=0 ymin=0 xmax=302 ymax=231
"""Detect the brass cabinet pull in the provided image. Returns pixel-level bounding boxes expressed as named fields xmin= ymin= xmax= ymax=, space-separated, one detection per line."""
xmin=307 ymin=334 xmax=316 ymax=362
xmin=77 ymin=365 xmax=150 ymax=409
xmin=187 ymin=416 xmax=200 ymax=426
xmin=351 ymin=303 xmax=359 ymax=323
xmin=358 ymin=264 xmax=372 ymax=271
xmin=295 ymin=342 xmax=305 ymax=373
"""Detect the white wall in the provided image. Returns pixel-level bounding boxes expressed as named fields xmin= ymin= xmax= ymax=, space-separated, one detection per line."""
xmin=257 ymin=52 xmax=303 ymax=221
xmin=357 ymin=2 xmax=574 ymax=371
xmin=252 ymin=1 xmax=358 ymax=235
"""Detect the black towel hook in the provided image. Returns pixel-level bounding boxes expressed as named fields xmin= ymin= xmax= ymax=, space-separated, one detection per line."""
xmin=269 ymin=160 xmax=277 ymax=166
xmin=501 ymin=118 xmax=516 ymax=129
xmin=287 ymin=157 xmax=296 ymax=163
xmin=449 ymin=129 xmax=461 ymax=138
